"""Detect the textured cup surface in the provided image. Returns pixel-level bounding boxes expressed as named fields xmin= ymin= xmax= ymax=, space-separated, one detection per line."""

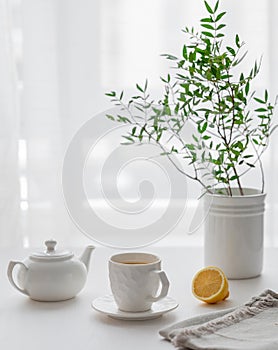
xmin=109 ymin=252 xmax=167 ymax=312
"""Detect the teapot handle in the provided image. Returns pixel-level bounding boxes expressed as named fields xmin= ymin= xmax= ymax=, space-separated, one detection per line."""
xmin=7 ymin=261 xmax=29 ymax=296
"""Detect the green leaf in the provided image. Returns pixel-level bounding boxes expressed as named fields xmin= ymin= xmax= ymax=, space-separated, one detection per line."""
xmin=200 ymin=17 xmax=213 ymax=23
xmin=174 ymin=102 xmax=180 ymax=114
xmin=204 ymin=1 xmax=214 ymax=14
xmin=139 ymin=125 xmax=146 ymax=139
xmin=136 ymin=84 xmax=144 ymax=93
xmin=106 ymin=114 xmax=115 ymax=121
xmin=202 ymin=31 xmax=214 ymax=38
xmin=255 ymin=108 xmax=268 ymax=112
xmin=235 ymin=34 xmax=240 ymax=48
xmin=200 ymin=122 xmax=208 ymax=133
xmin=192 ymin=134 xmax=199 ymax=142
xmin=215 ymin=12 xmax=226 ymax=21
xmin=105 ymin=91 xmax=116 ymax=97
xmin=157 ymin=132 xmax=162 ymax=142
xmin=217 ymin=24 xmax=226 ymax=30
xmin=161 ymin=54 xmax=178 ymax=61
xmin=135 ymin=105 xmax=144 ymax=113
xmin=246 ymin=163 xmax=255 ymax=168
xmin=117 ymin=115 xmax=131 ymax=123
xmin=189 ymin=51 xmax=196 ymax=62
xmin=257 ymin=115 xmax=266 ymax=119
xmin=265 ymin=89 xmax=268 ymax=102
xmin=122 ymin=135 xmax=135 ymax=143
xmin=183 ymin=45 xmax=187 ymax=59
xmin=245 ymin=81 xmax=250 ymax=95
xmin=226 ymin=46 xmax=235 ymax=56
xmin=201 ymin=23 xmax=214 ymax=30
xmin=177 ymin=60 xmax=185 ymax=68
xmin=253 ymin=60 xmax=258 ymax=75
xmin=254 ymin=97 xmax=265 ymax=104
xmin=232 ymin=51 xmax=248 ymax=67
xmin=214 ymin=0 xmax=219 ymax=13
xmin=121 ymin=142 xmax=135 ymax=146
xmin=231 ymin=149 xmax=240 ymax=156
xmin=144 ymin=79 xmax=148 ymax=91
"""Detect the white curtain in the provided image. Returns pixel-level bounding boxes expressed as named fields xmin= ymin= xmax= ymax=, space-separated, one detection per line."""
xmin=0 ymin=0 xmax=19 ymax=247
xmin=3 ymin=0 xmax=278 ymax=247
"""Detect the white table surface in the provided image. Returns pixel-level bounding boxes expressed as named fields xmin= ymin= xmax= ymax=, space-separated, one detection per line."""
xmin=1 ymin=245 xmax=278 ymax=350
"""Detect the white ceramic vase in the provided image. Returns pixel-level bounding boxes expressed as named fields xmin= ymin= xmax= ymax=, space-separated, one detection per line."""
xmin=203 ymin=188 xmax=266 ymax=279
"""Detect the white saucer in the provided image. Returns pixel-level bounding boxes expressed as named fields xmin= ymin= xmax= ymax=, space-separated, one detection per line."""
xmin=92 ymin=295 xmax=178 ymax=321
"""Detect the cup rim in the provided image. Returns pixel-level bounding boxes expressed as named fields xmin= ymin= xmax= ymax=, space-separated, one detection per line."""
xmin=109 ymin=252 xmax=161 ymax=266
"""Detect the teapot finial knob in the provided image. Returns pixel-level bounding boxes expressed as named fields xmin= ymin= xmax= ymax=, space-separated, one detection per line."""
xmin=45 ymin=239 xmax=57 ymax=253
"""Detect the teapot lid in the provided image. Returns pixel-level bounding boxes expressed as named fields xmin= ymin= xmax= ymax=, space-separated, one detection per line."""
xmin=30 ymin=239 xmax=73 ymax=261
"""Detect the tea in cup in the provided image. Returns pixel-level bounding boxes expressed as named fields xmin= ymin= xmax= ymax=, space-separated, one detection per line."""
xmin=109 ymin=252 xmax=169 ymax=312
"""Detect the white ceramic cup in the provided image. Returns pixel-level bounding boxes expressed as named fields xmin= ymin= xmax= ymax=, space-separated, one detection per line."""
xmin=109 ymin=252 xmax=170 ymax=312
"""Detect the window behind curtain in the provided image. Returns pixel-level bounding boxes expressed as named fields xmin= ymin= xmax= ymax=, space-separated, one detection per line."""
xmin=7 ymin=0 xmax=278 ymax=247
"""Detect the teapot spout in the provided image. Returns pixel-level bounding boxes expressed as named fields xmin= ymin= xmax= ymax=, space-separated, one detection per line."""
xmin=80 ymin=245 xmax=95 ymax=271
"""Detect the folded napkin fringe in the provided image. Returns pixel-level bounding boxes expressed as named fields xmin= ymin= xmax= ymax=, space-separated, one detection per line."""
xmin=160 ymin=289 xmax=278 ymax=350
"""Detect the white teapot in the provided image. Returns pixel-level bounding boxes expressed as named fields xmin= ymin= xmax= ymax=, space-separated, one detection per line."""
xmin=7 ymin=239 xmax=95 ymax=301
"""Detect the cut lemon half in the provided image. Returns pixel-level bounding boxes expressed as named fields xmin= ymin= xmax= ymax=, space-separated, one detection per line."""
xmin=192 ymin=266 xmax=229 ymax=304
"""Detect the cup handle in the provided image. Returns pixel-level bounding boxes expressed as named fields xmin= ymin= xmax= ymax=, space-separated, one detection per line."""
xmin=7 ymin=261 xmax=29 ymax=296
xmin=147 ymin=270 xmax=169 ymax=302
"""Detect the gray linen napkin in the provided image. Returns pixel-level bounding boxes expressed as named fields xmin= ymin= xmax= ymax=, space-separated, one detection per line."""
xmin=159 ymin=289 xmax=278 ymax=350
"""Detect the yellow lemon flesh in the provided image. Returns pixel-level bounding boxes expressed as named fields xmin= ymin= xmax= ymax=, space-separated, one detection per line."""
xmin=192 ymin=266 xmax=229 ymax=304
